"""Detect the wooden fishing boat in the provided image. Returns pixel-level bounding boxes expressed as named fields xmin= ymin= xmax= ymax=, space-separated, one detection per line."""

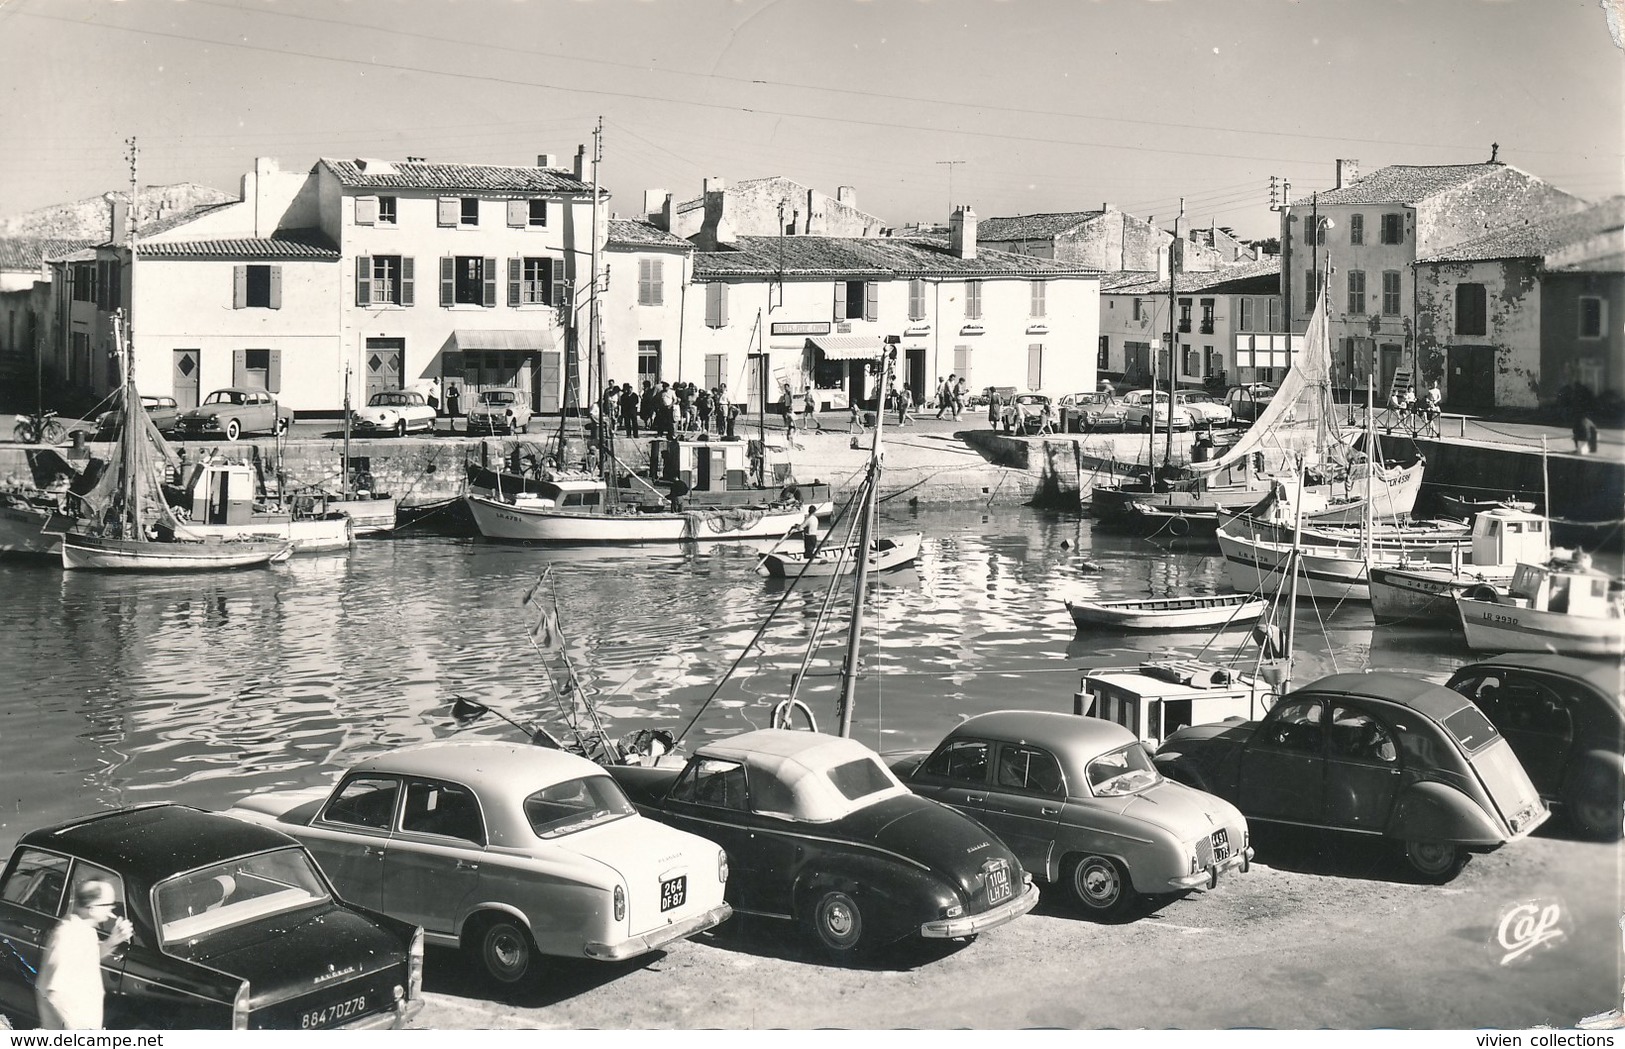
xmin=757 ymin=532 xmax=922 ymax=578
xmin=167 ymin=456 xmax=351 ymax=553
xmin=467 ymin=477 xmax=810 ymax=543
xmin=1455 ymin=555 xmax=1625 ymax=656
xmin=1368 ymin=506 xmax=1551 ymax=624
xmin=61 ymin=532 xmax=291 ymax=571
xmin=1065 ymin=592 xmax=1268 ymax=631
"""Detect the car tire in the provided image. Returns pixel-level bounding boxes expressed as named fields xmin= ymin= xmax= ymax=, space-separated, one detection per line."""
xmin=1566 ymin=772 xmax=1624 ymax=841
xmin=808 ymin=889 xmax=864 ymax=955
xmin=1064 ymin=854 xmax=1137 ymax=918
xmin=224 ymin=419 xmax=242 ymax=441
xmin=395 ymin=419 xmax=408 ymax=438
xmin=1139 ymin=418 xmax=1152 ymax=432
xmin=1402 ymin=840 xmax=1467 ymax=883
xmin=469 ymin=914 xmax=536 ymax=984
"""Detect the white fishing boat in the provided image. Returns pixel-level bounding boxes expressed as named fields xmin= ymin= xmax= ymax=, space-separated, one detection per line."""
xmin=467 ymin=476 xmax=809 ymax=543
xmin=1455 ymin=555 xmax=1624 ymax=656
xmin=1368 ymin=506 xmax=1552 ymax=624
xmin=757 ymin=532 xmax=922 ymax=578
xmin=1064 ymin=592 xmax=1268 ymax=631
xmin=0 ymin=493 xmax=62 ymax=557
xmin=167 ymin=455 xmax=352 ymax=553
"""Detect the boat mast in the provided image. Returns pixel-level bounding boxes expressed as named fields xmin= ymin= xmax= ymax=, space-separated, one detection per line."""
xmin=1281 ymin=453 xmax=1306 ymax=694
xmin=342 ymin=363 xmax=353 ymax=493
xmin=589 ymin=118 xmax=608 ymax=498
xmin=835 ymin=340 xmax=892 ymax=738
xmin=1165 ymin=199 xmax=1182 ymax=467
xmin=122 ymin=137 xmax=141 ymax=538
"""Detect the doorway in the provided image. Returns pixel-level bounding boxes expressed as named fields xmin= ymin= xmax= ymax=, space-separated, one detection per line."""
xmin=364 ymin=338 xmax=404 ymax=400
xmin=1447 ymin=345 xmax=1497 ymax=410
xmin=172 ymin=349 xmax=200 ymax=410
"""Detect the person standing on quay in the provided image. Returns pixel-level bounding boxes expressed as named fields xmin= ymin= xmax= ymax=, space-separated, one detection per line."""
xmin=36 ymin=880 xmax=132 ymax=1030
xmin=620 ymin=383 xmax=640 ymax=438
xmin=781 ymin=382 xmax=797 ymax=436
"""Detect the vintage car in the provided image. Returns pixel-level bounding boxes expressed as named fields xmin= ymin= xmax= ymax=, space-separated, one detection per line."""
xmin=0 ymin=804 xmax=422 ymax=1030
xmin=998 ymin=393 xmax=1055 ymax=435
xmin=1119 ymin=390 xmax=1193 ymax=431
xmin=465 ymin=389 xmax=533 ymax=435
xmin=352 ymin=388 xmax=438 ymax=437
xmin=1058 ymin=392 xmax=1130 ymax=433
xmin=229 ymin=741 xmax=731 ymax=984
xmin=1446 ymin=653 xmax=1623 ymax=840
xmin=176 ymin=388 xmax=295 ymax=441
xmin=608 ymin=729 xmax=1040 ymax=959
xmin=891 ymin=711 xmax=1252 ymax=919
xmin=1225 ymin=383 xmax=1276 ymax=423
xmin=1152 ymin=672 xmax=1551 ymax=882
xmin=1174 ymin=391 xmax=1235 ymax=428
xmin=94 ymin=394 xmax=182 ymax=440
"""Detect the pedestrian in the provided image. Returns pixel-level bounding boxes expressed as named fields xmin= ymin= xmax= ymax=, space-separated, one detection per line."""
xmin=35 ymin=879 xmax=132 ymax=1030
xmin=799 ymin=503 xmax=821 ymax=559
xmin=446 ymin=383 xmax=461 ymax=420
xmin=678 ymin=382 xmax=697 ymax=432
xmin=952 ymin=378 xmax=967 ymax=420
xmin=1574 ymin=412 xmax=1599 ymax=455
xmin=657 ymin=381 xmax=678 ymax=440
xmin=780 ymin=382 xmax=796 ymax=436
xmin=640 ymin=380 xmax=656 ymax=429
xmin=849 ymin=399 xmax=866 ymax=434
xmin=936 ymin=375 xmax=956 ymax=420
xmin=601 ymin=381 xmax=619 ymax=435
xmin=668 ymin=475 xmax=691 ymax=512
xmin=801 ymin=388 xmax=821 ymax=431
xmin=1099 ymin=377 xmax=1116 ymax=399
xmin=987 ymin=387 xmax=1002 ymax=427
xmin=696 ymin=385 xmax=713 ymax=434
xmin=426 ymin=377 xmax=441 ymax=415
xmin=619 ymin=383 xmax=640 ymax=438
xmin=897 ymin=385 xmax=913 ymax=426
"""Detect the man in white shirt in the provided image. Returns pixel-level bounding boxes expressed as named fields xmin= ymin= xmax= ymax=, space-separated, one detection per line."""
xmin=36 ymin=879 xmax=132 ymax=1029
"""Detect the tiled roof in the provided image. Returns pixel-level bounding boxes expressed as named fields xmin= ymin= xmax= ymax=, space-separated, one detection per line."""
xmin=1098 ymin=270 xmax=1159 ymax=292
xmin=977 ymin=211 xmax=1105 ymax=241
xmin=692 ymin=235 xmax=1101 ymax=279
xmin=1103 ymin=257 xmax=1280 ymax=297
xmin=1417 ymin=198 xmax=1625 ymax=263
xmin=0 ymin=236 xmax=98 ymax=270
xmin=135 ymin=229 xmax=340 ymax=260
xmin=606 ymin=219 xmax=691 ymax=249
xmin=320 ymin=158 xmax=594 ymax=194
xmin=1313 ymin=163 xmax=1541 ymax=206
xmin=1551 ymin=251 xmax=1624 ymax=274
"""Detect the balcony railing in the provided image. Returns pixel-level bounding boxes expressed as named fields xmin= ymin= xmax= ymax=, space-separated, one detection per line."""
xmin=1199 ymin=320 xmax=1215 ymax=334
xmin=1177 ymin=320 xmax=1191 ymax=333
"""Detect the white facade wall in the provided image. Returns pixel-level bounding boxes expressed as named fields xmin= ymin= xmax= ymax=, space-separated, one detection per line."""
xmin=599 ymin=246 xmax=693 ymax=390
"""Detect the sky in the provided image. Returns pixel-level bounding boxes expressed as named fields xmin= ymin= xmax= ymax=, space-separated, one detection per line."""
xmin=2 ymin=0 xmax=1621 ymax=241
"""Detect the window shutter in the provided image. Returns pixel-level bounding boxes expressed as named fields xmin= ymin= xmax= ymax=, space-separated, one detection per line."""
xmin=355 ymin=196 xmax=378 ymax=226
xmin=1027 ymin=344 xmax=1043 ymax=390
xmin=234 ymin=265 xmax=248 ymax=309
xmin=268 ymin=266 xmax=282 ymax=309
xmin=108 ymin=260 xmax=121 ymax=310
xmin=401 ymin=257 xmax=415 ymax=306
xmin=437 ymin=198 xmax=458 ymax=227
xmin=232 ymin=348 xmax=248 ymax=386
xmin=482 ymin=257 xmax=497 ymax=307
xmin=833 ymin=282 xmax=843 ymax=321
xmin=507 ymin=200 xmax=527 ymax=228
xmin=650 ymin=258 xmax=663 ymax=305
xmin=550 ymin=258 xmax=565 ymax=307
xmin=96 ymin=261 xmax=109 ymax=310
xmin=267 ymin=349 xmax=282 ymax=393
xmin=864 ymin=281 xmax=878 ymax=322
xmin=508 ymin=258 xmax=522 ymax=307
xmin=909 ymin=279 xmax=924 ymax=321
xmin=440 ymin=257 xmax=454 ymax=306
xmin=356 ymin=256 xmax=372 ymax=306
xmin=706 ymin=283 xmax=723 ymax=328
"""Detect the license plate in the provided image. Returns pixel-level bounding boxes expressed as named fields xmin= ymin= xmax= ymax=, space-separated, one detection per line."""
xmin=660 ymin=875 xmax=687 ymax=912
xmin=985 ymin=862 xmax=1012 ymax=905
xmin=301 ymin=995 xmax=367 ymax=1029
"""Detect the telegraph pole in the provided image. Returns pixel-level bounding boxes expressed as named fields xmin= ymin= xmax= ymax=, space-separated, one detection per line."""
xmin=1166 ymin=198 xmax=1183 ymax=467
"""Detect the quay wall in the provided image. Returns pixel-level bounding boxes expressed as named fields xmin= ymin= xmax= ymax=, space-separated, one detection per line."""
xmin=1412 ymin=436 xmax=1624 ymax=527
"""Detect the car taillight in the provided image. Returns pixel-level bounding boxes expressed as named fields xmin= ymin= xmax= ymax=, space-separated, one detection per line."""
xmin=232 ymin=981 xmax=251 ymax=1029
xmin=408 ymin=926 xmax=424 ymax=999
xmin=614 ymin=884 xmax=626 ymax=922
xmin=718 ymin=849 xmax=729 ymax=884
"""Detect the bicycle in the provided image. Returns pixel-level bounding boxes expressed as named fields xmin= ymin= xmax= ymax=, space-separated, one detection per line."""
xmin=13 ymin=409 xmax=65 ymax=445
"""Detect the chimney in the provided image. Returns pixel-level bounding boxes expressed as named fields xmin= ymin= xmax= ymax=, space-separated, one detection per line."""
xmin=573 ymin=145 xmax=587 ymax=181
xmin=949 ymin=204 xmax=977 ymax=260
xmin=643 ymin=189 xmax=666 ymax=223
xmin=1336 ymin=158 xmax=1360 ymax=189
xmin=536 ymin=153 xmax=557 ymax=169
xmin=694 ymin=177 xmax=736 ymax=250
xmin=661 ymin=193 xmax=675 ymax=233
xmin=106 ymin=193 xmax=128 ymax=246
xmin=1156 ymin=244 xmax=1170 ymax=282
xmin=836 ymin=186 xmax=856 ymax=208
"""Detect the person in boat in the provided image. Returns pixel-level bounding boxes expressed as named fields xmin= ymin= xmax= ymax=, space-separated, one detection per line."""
xmin=668 ymin=475 xmax=691 ymax=513
xmin=799 ymin=503 xmax=821 ymax=559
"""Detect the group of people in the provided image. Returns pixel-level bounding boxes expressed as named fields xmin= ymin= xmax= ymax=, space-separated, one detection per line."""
xmin=1383 ymin=379 xmax=1444 ymax=435
xmin=604 ymin=379 xmax=738 ymax=441
xmin=934 ymin=374 xmax=969 ymax=420
xmin=778 ymin=383 xmax=824 ymax=436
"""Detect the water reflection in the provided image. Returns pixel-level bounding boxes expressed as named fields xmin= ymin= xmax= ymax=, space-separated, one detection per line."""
xmin=0 ymin=507 xmax=1494 ymax=846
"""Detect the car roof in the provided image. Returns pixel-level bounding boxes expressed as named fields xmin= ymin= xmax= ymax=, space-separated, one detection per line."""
xmin=351 ymin=740 xmax=607 ymax=791
xmin=696 ymin=729 xmax=909 ymax=821
xmin=1452 ymin=654 xmax=1623 ymax=698
xmin=952 ymin=710 xmax=1135 ymax=751
xmin=208 ymin=387 xmax=268 ymax=396
xmin=1290 ymin=672 xmax=1471 ymax=720
xmin=19 ymin=804 xmax=300 ymax=882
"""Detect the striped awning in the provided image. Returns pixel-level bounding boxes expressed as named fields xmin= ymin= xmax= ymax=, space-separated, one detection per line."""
xmin=451 ymin=329 xmax=556 ymax=352
xmin=807 ymin=334 xmax=883 ymax=361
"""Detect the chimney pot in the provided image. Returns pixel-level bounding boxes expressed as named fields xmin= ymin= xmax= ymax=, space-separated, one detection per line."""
xmin=1335 ymin=158 xmax=1360 ymax=189
xmin=536 ymin=153 xmax=557 ymax=169
xmin=949 ymin=205 xmax=978 ymax=260
xmin=574 ymin=146 xmax=587 ymax=181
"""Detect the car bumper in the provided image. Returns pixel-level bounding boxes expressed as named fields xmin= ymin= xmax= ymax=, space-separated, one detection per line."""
xmin=1167 ymin=845 xmax=1253 ymax=891
xmin=334 ymin=996 xmax=424 ymax=1031
xmin=583 ymin=902 xmax=733 ymax=961
xmin=919 ymin=880 xmax=1040 ymax=939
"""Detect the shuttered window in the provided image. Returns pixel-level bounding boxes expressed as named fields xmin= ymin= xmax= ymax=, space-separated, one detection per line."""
xmin=1381 ymin=213 xmax=1404 ymax=244
xmin=1349 ymin=213 xmax=1364 ymax=245
xmin=1382 ymin=271 xmax=1401 ymax=316
xmin=507 ymin=200 xmax=528 ymax=228
xmin=1030 ymin=280 xmax=1047 ymax=318
xmin=437 ymin=198 xmax=459 ymax=227
xmin=965 ymin=280 xmax=982 ymax=320
xmin=529 ymin=200 xmax=547 ymax=227
xmin=234 ymin=265 xmax=280 ymax=309
xmin=639 ymin=258 xmax=664 ymax=305
xmin=1455 ymin=283 xmax=1487 ymax=336
xmin=1027 ymin=344 xmax=1044 ymax=390
xmin=705 ymin=283 xmax=729 ymax=328
xmin=1347 ymin=270 xmax=1366 ymax=315
xmin=908 ymin=279 xmax=926 ymax=321
xmin=704 ymin=353 xmax=725 ymax=389
xmin=863 ymin=281 xmax=879 ymax=323
xmin=355 ymin=196 xmax=378 ymax=226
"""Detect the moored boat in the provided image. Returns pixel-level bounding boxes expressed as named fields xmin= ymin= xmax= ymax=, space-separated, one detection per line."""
xmin=1064 ymin=592 xmax=1268 ymax=631
xmin=1455 ymin=555 xmax=1625 ymax=656
xmin=1368 ymin=506 xmax=1551 ymax=624
xmin=61 ymin=532 xmax=292 ymax=571
xmin=467 ymin=477 xmax=809 ymax=543
xmin=757 ymin=532 xmax=922 ymax=578
xmin=167 ymin=456 xmax=352 ymax=553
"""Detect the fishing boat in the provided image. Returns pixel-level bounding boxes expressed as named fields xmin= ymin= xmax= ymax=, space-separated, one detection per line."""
xmin=0 ymin=489 xmax=65 ymax=557
xmin=757 ymin=532 xmax=922 ymax=578
xmin=1368 ymin=506 xmax=1551 ymax=624
xmin=55 ymin=315 xmax=292 ymax=572
xmin=1454 ymin=553 xmax=1625 ymax=656
xmin=1064 ymin=592 xmax=1268 ymax=631
xmin=467 ymin=475 xmax=809 ymax=543
xmin=164 ymin=454 xmax=352 ymax=553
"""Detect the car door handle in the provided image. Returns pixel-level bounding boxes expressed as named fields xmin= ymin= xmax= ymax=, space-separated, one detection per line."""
xmin=962 ymin=793 xmax=986 ymax=803
xmin=455 ymin=860 xmax=480 ymax=871
xmin=363 ymin=845 xmax=386 ymax=858
xmin=1040 ymin=806 xmax=1060 ymax=815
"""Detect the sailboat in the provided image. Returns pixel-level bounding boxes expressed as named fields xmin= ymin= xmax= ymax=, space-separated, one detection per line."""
xmin=56 ymin=315 xmax=293 ymax=571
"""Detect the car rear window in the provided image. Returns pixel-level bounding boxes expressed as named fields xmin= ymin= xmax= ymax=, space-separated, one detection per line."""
xmin=826 ymin=757 xmax=895 ymax=801
xmin=1442 ymin=704 xmax=1501 ymax=753
xmin=524 ymin=775 xmax=636 ymax=838
xmin=155 ymin=848 xmax=331 ymax=955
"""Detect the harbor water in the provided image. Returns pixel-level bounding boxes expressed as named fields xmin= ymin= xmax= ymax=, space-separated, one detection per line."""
xmin=0 ymin=505 xmax=1511 ymax=848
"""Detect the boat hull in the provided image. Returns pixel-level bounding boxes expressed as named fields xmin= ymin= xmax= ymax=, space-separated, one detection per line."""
xmin=1368 ymin=565 xmax=1516 ymax=625
xmin=327 ymin=496 xmax=398 ymax=536
xmin=467 ymin=494 xmax=807 ymax=543
xmin=1065 ymin=594 xmax=1268 ymax=630
xmin=758 ymin=534 xmax=923 ymax=578
xmin=1216 ymin=531 xmax=1372 ymax=603
xmin=178 ymin=516 xmax=352 ymax=553
xmin=1299 ymin=460 xmax=1425 ymax=524
xmin=60 ymin=534 xmax=291 ymax=571
xmin=1455 ymin=596 xmax=1625 ymax=656
xmin=0 ymin=503 xmax=60 ymax=557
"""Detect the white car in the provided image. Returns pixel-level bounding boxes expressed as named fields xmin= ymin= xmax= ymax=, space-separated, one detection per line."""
xmin=229 ymin=740 xmax=732 ymax=985
xmin=1174 ymin=391 xmax=1235 ymax=428
xmin=352 ymin=388 xmax=437 ymax=436
xmin=467 ymin=389 xmax=533 ymax=435
xmin=1120 ymin=389 xmax=1194 ymax=431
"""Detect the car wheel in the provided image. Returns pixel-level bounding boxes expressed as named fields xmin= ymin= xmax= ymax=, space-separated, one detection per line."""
xmin=395 ymin=419 xmax=408 ymax=438
xmin=1566 ymin=773 xmax=1624 ymax=841
xmin=224 ymin=419 xmax=242 ymax=441
xmin=1403 ymin=840 xmax=1467 ymax=883
xmin=470 ymin=915 xmax=535 ymax=984
xmin=1139 ymin=418 xmax=1152 ymax=432
xmin=809 ymin=889 xmax=864 ymax=954
xmin=1065 ymin=854 xmax=1137 ymax=918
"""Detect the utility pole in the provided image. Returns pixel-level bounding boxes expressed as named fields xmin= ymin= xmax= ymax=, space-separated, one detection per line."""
xmin=936 ymin=160 xmax=964 ymax=216
xmin=589 ymin=117 xmax=603 ymax=425
xmin=124 ymin=137 xmax=138 ymax=389
xmin=1166 ymin=198 xmax=1183 ymax=467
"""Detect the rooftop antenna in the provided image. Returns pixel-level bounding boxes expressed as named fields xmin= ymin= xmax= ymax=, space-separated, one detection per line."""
xmin=936 ymin=160 xmax=964 ymax=217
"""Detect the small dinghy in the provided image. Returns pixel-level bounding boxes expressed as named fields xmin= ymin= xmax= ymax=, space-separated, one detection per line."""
xmin=758 ymin=532 xmax=923 ymax=578
xmin=1065 ymin=591 xmax=1268 ymax=631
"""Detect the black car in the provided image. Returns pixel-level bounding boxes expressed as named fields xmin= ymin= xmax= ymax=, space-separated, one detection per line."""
xmin=0 ymin=804 xmax=423 ymax=1030
xmin=608 ymin=728 xmax=1039 ymax=959
xmin=1446 ymin=653 xmax=1623 ymax=840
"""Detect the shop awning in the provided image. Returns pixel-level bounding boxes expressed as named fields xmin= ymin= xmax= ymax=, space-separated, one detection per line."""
xmin=807 ymin=334 xmax=883 ymax=361
xmin=450 ymin=329 xmax=557 ymax=352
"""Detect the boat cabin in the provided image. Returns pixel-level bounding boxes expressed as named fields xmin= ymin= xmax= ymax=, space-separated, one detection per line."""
xmin=1504 ymin=556 xmax=1619 ymax=618
xmin=1471 ymin=507 xmax=1550 ymax=569
xmin=648 ymin=439 xmax=751 ymax=492
xmin=173 ymin=458 xmax=280 ymax=526
xmin=512 ymin=477 xmax=608 ymax=510
xmin=1075 ymin=660 xmax=1275 ymax=751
